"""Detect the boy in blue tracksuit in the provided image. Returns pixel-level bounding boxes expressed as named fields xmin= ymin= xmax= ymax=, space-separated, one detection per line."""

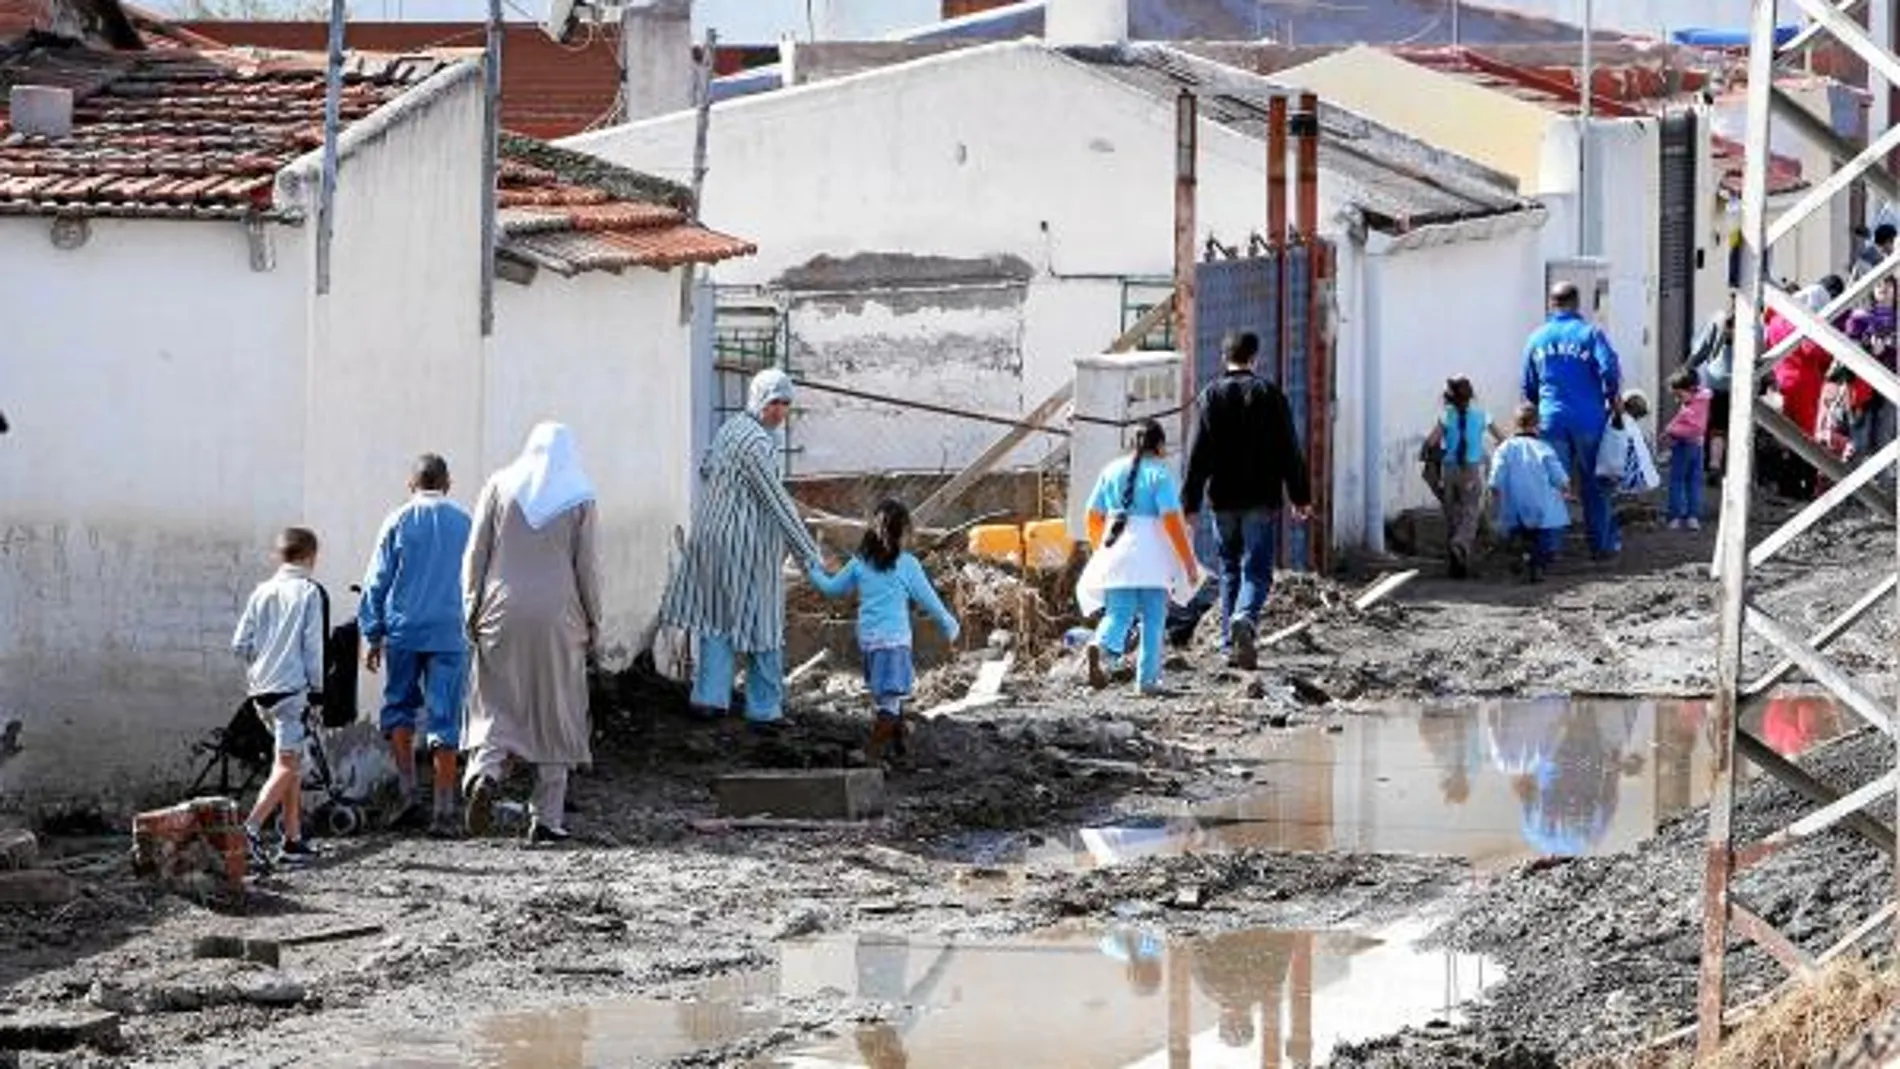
xmin=360 ymin=454 xmax=473 ymax=835
xmin=1491 ymin=404 xmax=1572 ymax=584
xmin=1521 ymin=282 xmax=1624 ymax=560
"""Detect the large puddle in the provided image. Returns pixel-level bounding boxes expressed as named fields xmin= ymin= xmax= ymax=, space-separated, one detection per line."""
xmin=329 ymin=922 xmax=1497 ymax=1068
xmin=1028 ymin=695 xmax=1854 ymax=870
xmin=312 ymin=697 xmax=1850 ymax=1068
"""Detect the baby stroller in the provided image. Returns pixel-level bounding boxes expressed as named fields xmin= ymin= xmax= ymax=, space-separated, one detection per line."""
xmin=187 ymin=583 xmax=369 ymax=838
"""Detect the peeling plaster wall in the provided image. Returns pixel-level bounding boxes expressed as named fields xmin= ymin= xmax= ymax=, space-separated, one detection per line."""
xmin=0 ymin=217 xmax=310 ymax=804
xmin=785 ymin=258 xmax=1030 ymax=475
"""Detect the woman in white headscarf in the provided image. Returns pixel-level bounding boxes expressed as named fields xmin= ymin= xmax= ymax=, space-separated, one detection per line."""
xmin=461 ymin=421 xmax=602 ymax=842
xmin=659 ymin=368 xmax=825 ymax=735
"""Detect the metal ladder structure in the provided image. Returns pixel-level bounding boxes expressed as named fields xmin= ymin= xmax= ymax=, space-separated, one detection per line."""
xmin=1700 ymin=0 xmax=1900 ymax=1059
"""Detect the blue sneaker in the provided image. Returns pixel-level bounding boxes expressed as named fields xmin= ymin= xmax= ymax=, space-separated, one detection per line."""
xmin=245 ymin=828 xmax=272 ymax=873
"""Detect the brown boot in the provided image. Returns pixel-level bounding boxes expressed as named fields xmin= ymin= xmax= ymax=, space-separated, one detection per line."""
xmin=866 ymin=718 xmax=901 ymax=763
xmin=1086 ymin=644 xmax=1110 ymax=690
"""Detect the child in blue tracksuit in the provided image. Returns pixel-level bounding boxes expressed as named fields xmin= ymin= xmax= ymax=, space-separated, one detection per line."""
xmin=1490 ymin=403 xmax=1572 ymax=584
xmin=809 ymin=500 xmax=961 ymax=761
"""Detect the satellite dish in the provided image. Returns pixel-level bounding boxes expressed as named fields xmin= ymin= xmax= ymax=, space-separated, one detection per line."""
xmin=543 ymin=0 xmax=687 ymax=46
xmin=540 ymin=0 xmax=587 ymax=44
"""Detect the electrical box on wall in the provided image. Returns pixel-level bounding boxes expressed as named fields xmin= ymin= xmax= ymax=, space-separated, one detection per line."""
xmin=1068 ymin=350 xmax=1184 ymax=542
xmin=1546 ymin=257 xmax=1613 ymax=326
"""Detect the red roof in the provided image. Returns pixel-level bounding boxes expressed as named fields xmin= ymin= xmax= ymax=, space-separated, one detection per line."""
xmin=496 ymin=134 xmax=756 ymax=273
xmin=179 ymin=21 xmax=619 ymax=139
xmin=179 ymin=22 xmax=781 ymax=139
xmin=1398 ymin=46 xmax=1806 ymax=196
xmin=0 ymin=35 xmax=753 ymax=271
xmin=0 ymin=40 xmax=456 ymax=219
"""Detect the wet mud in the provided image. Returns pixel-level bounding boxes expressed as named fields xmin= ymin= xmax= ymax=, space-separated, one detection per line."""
xmin=3 ymin=509 xmax=1898 ymax=1067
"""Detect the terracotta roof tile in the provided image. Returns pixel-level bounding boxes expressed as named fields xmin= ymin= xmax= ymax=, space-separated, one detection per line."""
xmin=179 ymin=21 xmax=620 ymax=138
xmin=1396 ymin=47 xmax=1807 ymax=197
xmin=0 ymin=41 xmax=454 ymax=219
xmin=496 ymin=133 xmax=754 ymax=274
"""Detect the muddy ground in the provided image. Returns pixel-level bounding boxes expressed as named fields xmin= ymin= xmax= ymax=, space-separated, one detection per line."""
xmin=3 ymin=501 xmax=1897 ymax=1068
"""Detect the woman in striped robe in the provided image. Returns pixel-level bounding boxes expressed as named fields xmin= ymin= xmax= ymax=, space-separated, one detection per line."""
xmin=660 ymin=368 xmax=824 ymax=732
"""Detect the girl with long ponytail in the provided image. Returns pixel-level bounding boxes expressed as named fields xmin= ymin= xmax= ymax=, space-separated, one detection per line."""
xmin=1076 ymin=419 xmax=1202 ymax=695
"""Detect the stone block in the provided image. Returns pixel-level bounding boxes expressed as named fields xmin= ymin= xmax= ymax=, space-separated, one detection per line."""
xmin=0 ymin=869 xmax=78 ymax=906
xmin=0 ymin=1009 xmax=121 ymax=1052
xmin=713 ymin=769 xmax=886 ymax=821
xmin=0 ymin=830 xmax=35 ymax=871
xmin=191 ymin=935 xmax=281 ymax=968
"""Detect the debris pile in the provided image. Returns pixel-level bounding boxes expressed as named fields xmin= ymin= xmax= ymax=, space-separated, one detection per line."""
xmin=129 ymin=798 xmax=245 ymax=902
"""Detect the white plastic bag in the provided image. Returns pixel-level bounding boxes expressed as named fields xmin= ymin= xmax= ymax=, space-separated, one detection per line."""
xmin=1596 ymin=421 xmax=1662 ymax=493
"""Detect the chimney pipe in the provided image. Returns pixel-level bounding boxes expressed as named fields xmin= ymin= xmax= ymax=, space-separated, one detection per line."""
xmin=1293 ymin=91 xmax=1319 ymax=243
xmin=9 ymin=86 xmax=73 ymax=139
xmin=1046 ymin=0 xmax=1127 ymax=46
xmin=621 ymin=0 xmax=696 ymax=122
xmin=1267 ymin=94 xmax=1287 ymax=246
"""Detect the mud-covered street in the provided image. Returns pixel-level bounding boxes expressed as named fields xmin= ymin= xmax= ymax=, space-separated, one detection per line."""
xmin=5 ymin=504 xmax=1898 ymax=1068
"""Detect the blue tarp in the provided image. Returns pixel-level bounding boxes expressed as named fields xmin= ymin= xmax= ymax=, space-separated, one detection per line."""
xmin=1671 ymin=24 xmax=1802 ymax=48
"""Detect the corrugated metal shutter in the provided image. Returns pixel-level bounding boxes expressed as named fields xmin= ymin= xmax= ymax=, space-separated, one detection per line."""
xmin=1659 ymin=110 xmax=1699 ymax=382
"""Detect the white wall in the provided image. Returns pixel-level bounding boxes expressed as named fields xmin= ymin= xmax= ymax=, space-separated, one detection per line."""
xmin=488 ymin=269 xmax=695 ymax=655
xmin=0 ymin=217 xmax=310 ymax=803
xmin=568 ymin=45 xmax=1285 ymax=289
xmin=566 ymin=41 xmax=1452 ymax=510
xmin=0 ymin=66 xmax=702 ymax=804
xmin=1537 ymin=115 xmax=1661 ymax=408
xmin=1364 ymin=222 xmax=1549 ymax=530
xmin=1591 ymin=117 xmax=1663 ymax=408
xmin=293 ymin=73 xmax=489 ymax=640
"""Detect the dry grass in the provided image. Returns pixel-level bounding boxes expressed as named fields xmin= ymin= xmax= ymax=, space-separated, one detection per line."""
xmin=1581 ymin=959 xmax=1900 ymax=1069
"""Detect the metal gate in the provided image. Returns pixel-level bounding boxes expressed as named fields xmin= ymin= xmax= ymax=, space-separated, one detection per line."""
xmin=1658 ymin=109 xmax=1700 ymax=397
xmin=1191 ymin=243 xmax=1331 ymax=572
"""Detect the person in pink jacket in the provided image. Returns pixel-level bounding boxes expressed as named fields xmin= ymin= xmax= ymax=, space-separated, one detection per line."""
xmin=1662 ymin=369 xmax=1713 ymax=530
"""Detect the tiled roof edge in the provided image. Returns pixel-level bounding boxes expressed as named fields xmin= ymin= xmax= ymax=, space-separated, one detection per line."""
xmin=498 ymin=131 xmax=693 ymax=213
xmin=272 ymin=55 xmax=481 ymax=211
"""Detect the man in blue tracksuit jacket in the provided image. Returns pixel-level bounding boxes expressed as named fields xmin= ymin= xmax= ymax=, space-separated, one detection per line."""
xmin=1521 ymin=282 xmax=1625 ymax=559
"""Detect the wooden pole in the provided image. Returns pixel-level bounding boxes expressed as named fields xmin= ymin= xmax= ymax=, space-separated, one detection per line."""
xmin=1294 ymin=93 xmax=1321 ymax=569
xmin=479 ymin=0 xmax=500 ymax=336
xmin=1175 ymin=90 xmax=1200 ymax=448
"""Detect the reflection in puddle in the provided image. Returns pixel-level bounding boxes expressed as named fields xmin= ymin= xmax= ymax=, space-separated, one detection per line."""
xmin=327 ymin=926 xmax=1495 ymax=1069
xmin=1038 ymin=696 xmax=1851 ymax=869
xmin=762 ymin=925 xmax=1495 ymax=1068
xmin=316 ymin=970 xmax=779 ymax=1068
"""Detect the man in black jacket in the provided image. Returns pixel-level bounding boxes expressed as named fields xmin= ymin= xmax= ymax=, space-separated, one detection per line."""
xmin=1183 ymin=332 xmax=1311 ymax=670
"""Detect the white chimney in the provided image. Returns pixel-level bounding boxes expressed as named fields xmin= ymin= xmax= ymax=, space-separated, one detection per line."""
xmin=1046 ymin=0 xmax=1128 ymax=46
xmin=620 ymin=0 xmax=695 ymax=122
xmin=9 ymin=85 xmax=73 ymax=139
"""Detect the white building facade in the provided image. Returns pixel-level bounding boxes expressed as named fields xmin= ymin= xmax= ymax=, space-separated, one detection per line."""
xmin=567 ymin=40 xmax=1548 ymax=553
xmin=0 ymin=44 xmax=744 ymax=804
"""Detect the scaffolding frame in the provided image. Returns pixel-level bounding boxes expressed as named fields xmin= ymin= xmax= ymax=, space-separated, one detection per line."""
xmin=1700 ymin=0 xmax=1900 ymax=1059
